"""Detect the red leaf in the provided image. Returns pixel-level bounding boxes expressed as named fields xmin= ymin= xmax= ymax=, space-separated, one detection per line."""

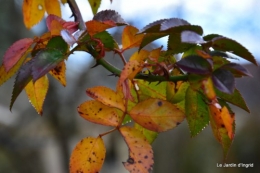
xmin=3 ymin=38 xmax=34 ymax=72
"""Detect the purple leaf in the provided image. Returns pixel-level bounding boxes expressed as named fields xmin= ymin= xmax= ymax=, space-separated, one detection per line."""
xmin=10 ymin=60 xmax=33 ymax=110
xmin=176 ymin=55 xmax=212 ymax=74
xmin=221 ymin=63 xmax=252 ymax=77
xmin=160 ymin=18 xmax=190 ymax=31
xmin=93 ymin=10 xmax=127 ymax=25
xmin=212 ymin=69 xmax=235 ymax=94
xmin=32 ymin=49 xmax=64 ymax=82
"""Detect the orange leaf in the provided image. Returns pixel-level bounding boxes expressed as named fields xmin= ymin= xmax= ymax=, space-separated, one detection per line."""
xmin=44 ymin=0 xmax=61 ymax=17
xmin=129 ymin=98 xmax=185 ymax=132
xmin=23 ymin=0 xmax=45 ymax=28
xmin=120 ymin=126 xmax=154 ymax=173
xmin=86 ymin=86 xmax=125 ymax=111
xmin=70 ymin=137 xmax=106 ymax=173
xmin=25 ymin=75 xmax=49 ymax=115
xmin=209 ymin=103 xmax=235 ymax=157
xmin=86 ymin=20 xmax=116 ymax=36
xmin=129 ymin=50 xmax=149 ymax=62
xmin=49 ymin=61 xmax=66 ymax=86
xmin=122 ymin=25 xmax=144 ymax=51
xmin=78 ymin=100 xmax=124 ymax=126
xmin=209 ymin=104 xmax=235 ymax=140
xmin=3 ymin=38 xmax=34 ymax=72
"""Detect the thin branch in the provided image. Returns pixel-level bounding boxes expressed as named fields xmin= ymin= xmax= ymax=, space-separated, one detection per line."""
xmin=67 ymin=0 xmax=86 ymax=30
xmin=97 ymin=58 xmax=189 ymax=82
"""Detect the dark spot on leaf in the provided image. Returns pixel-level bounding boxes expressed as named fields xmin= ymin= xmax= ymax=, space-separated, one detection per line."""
xmin=176 ymin=122 xmax=181 ymax=125
xmin=138 ymin=160 xmax=142 ymax=163
xmin=221 ymin=124 xmax=225 ymax=128
xmin=127 ymin=157 xmax=134 ymax=164
xmin=144 ymin=155 xmax=148 ymax=159
xmin=157 ymin=101 xmax=162 ymax=106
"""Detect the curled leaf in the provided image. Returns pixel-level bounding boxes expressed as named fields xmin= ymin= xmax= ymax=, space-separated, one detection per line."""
xmin=122 ymin=26 xmax=144 ymax=51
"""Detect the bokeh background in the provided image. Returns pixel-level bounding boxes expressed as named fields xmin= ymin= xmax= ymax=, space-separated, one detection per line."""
xmin=0 ymin=0 xmax=260 ymax=173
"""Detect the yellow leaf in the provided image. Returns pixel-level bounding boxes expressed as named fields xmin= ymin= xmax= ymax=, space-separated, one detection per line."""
xmin=78 ymin=100 xmax=124 ymax=126
xmin=202 ymin=77 xmax=216 ymax=101
xmin=122 ymin=25 xmax=144 ymax=51
xmin=119 ymin=60 xmax=143 ymax=84
xmin=49 ymin=61 xmax=66 ymax=86
xmin=86 ymin=86 xmax=125 ymax=111
xmin=25 ymin=75 xmax=49 ymax=115
xmin=23 ymin=0 xmax=45 ymax=28
xmin=129 ymin=98 xmax=185 ymax=132
xmin=129 ymin=50 xmax=149 ymax=62
xmin=120 ymin=126 xmax=154 ymax=173
xmin=149 ymin=47 xmax=162 ymax=61
xmin=44 ymin=0 xmax=61 ymax=17
xmin=70 ymin=137 xmax=106 ymax=173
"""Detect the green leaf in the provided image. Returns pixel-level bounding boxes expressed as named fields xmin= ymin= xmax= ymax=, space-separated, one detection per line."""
xmin=203 ymin=34 xmax=222 ymax=41
xmin=167 ymin=82 xmax=189 ymax=104
xmin=94 ymin=31 xmax=118 ymax=50
xmin=134 ymin=123 xmax=158 ymax=144
xmin=46 ymin=36 xmax=68 ymax=54
xmin=185 ymin=86 xmax=210 ymax=137
xmin=176 ymin=55 xmax=212 ymax=75
xmin=212 ymin=68 xmax=235 ymax=94
xmin=212 ymin=37 xmax=257 ymax=65
xmin=88 ymin=0 xmax=101 ymax=15
xmin=136 ymin=80 xmax=166 ymax=101
xmin=139 ymin=33 xmax=168 ymax=50
xmin=32 ymin=49 xmax=65 ymax=81
xmin=167 ymin=33 xmax=196 ymax=54
xmin=216 ymin=88 xmax=250 ymax=113
xmin=10 ymin=60 xmax=33 ymax=110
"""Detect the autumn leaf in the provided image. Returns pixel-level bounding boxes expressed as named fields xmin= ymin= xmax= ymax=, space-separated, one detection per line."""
xmin=122 ymin=26 xmax=144 ymax=51
xmin=69 ymin=137 xmax=106 ymax=173
xmin=129 ymin=50 xmax=149 ymax=62
xmin=209 ymin=103 xmax=235 ymax=158
xmin=25 ymin=75 xmax=49 ymax=115
xmin=3 ymin=38 xmax=34 ymax=72
xmin=44 ymin=0 xmax=61 ymax=17
xmin=78 ymin=100 xmax=124 ymax=126
xmin=46 ymin=14 xmax=79 ymax=35
xmin=86 ymin=10 xmax=127 ymax=36
xmin=86 ymin=86 xmax=125 ymax=111
xmin=120 ymin=126 xmax=154 ymax=173
xmin=49 ymin=61 xmax=66 ymax=86
xmin=23 ymin=0 xmax=45 ymax=28
xmin=129 ymin=98 xmax=185 ymax=132
xmin=119 ymin=60 xmax=144 ymax=84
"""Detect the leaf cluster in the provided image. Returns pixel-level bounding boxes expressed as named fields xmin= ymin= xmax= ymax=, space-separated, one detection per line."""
xmin=0 ymin=0 xmax=257 ymax=173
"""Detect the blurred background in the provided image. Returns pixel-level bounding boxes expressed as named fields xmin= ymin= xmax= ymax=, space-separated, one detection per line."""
xmin=0 ymin=0 xmax=260 ymax=172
